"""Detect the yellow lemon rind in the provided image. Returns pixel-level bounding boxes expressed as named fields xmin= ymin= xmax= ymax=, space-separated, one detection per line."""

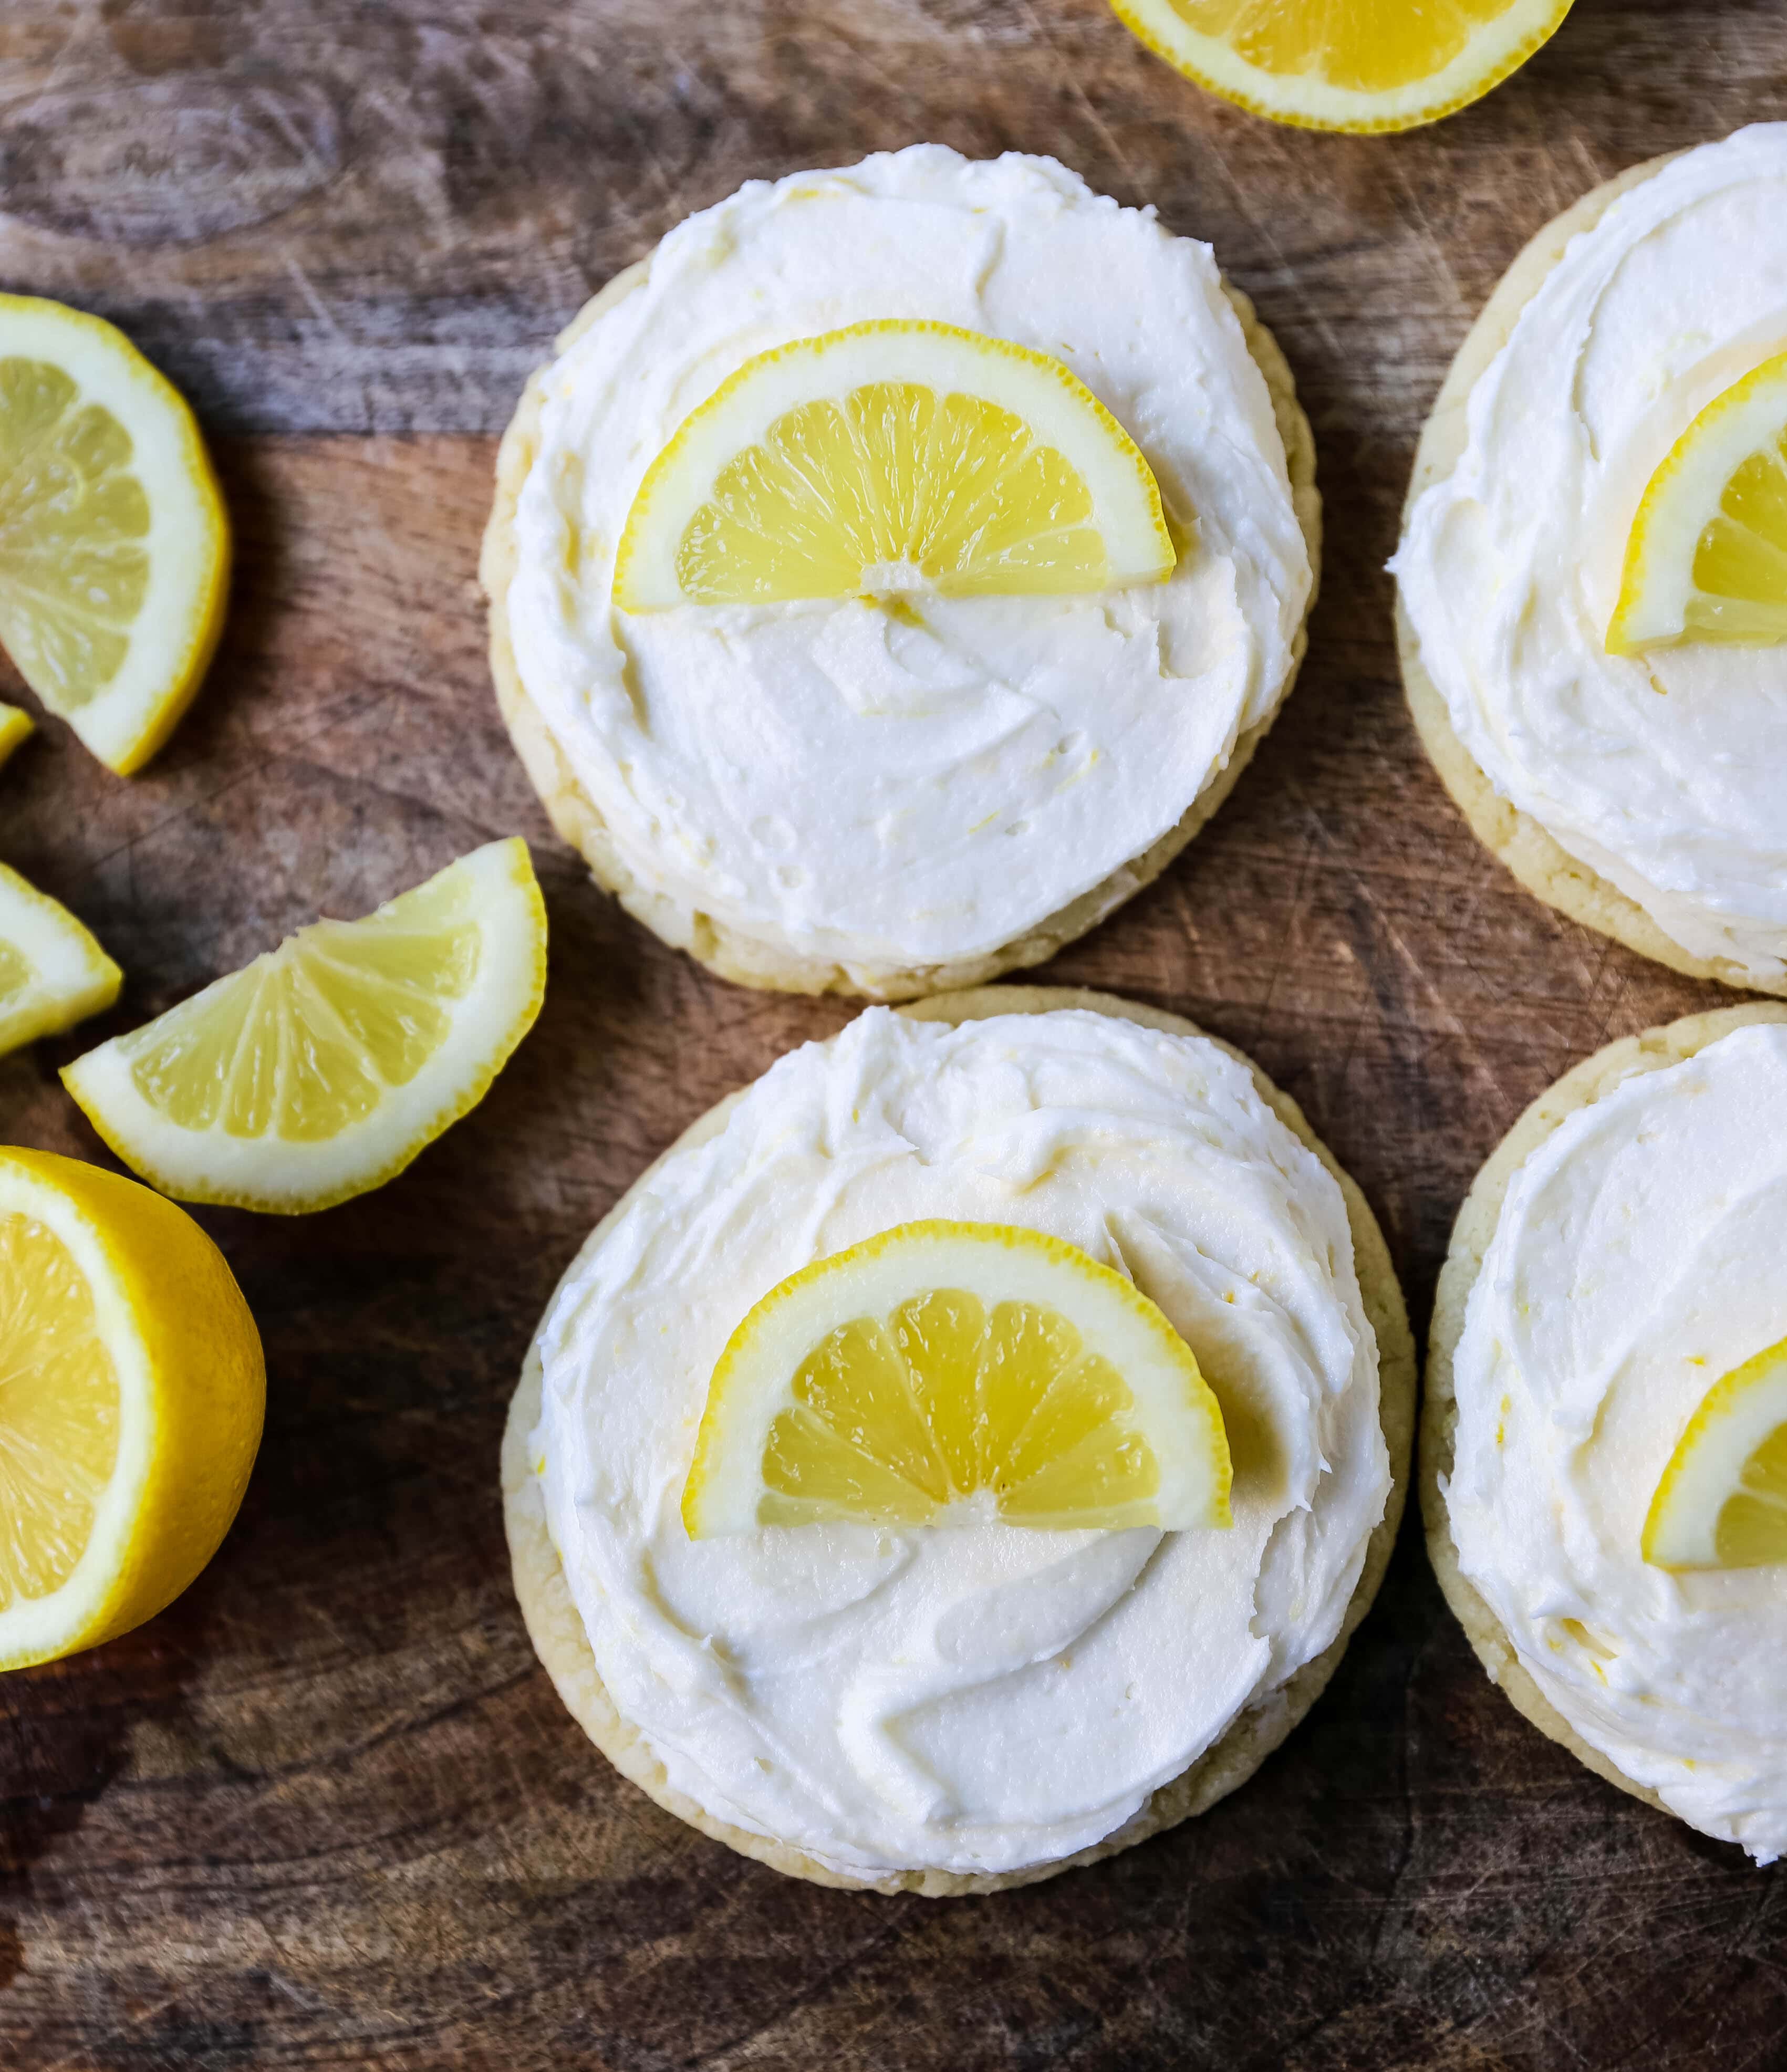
xmin=0 ymin=293 xmax=231 ymax=776
xmin=682 ymin=1218 xmax=1232 ymax=1538
xmin=1107 ymin=0 xmax=1572 ymax=135
xmin=0 ymin=1146 xmax=264 ymax=1671
xmin=0 ymin=860 xmax=123 ymax=1057
xmin=0 ymin=703 xmax=32 ymax=771
xmin=614 ymin=319 xmax=1176 ymax=611
xmin=60 ymin=838 xmax=547 ymax=1215
xmin=1642 ymin=1335 xmax=1787 ymax=1571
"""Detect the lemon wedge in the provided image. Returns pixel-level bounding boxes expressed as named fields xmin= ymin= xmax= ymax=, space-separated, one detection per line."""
xmin=0 ymin=860 xmax=122 ymax=1057
xmin=61 ymin=838 xmax=546 ymax=1214
xmin=682 ymin=1220 xmax=1231 ymax=1536
xmin=0 ymin=703 xmax=31 ymax=771
xmin=0 ymin=295 xmax=230 ymax=775
xmin=1644 ymin=1337 xmax=1787 ymax=1571
xmin=0 ymin=1145 xmax=264 ymax=1670
xmin=614 ymin=320 xmax=1176 ymax=611
xmin=1608 ymin=350 xmax=1787 ymax=655
xmin=1109 ymin=0 xmax=1571 ymax=133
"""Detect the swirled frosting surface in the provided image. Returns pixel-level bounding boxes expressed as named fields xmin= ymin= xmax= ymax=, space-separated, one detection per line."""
xmin=533 ymin=1008 xmax=1389 ymax=1878
xmin=1396 ymin=126 xmax=1787 ymax=985
xmin=1448 ymin=1021 xmax=1787 ymax=1861
xmin=506 ymin=146 xmax=1311 ymax=973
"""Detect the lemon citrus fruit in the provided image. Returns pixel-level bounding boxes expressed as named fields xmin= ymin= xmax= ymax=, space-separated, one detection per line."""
xmin=682 ymin=1220 xmax=1231 ymax=1536
xmin=0 ymin=860 xmax=122 ymax=1057
xmin=1608 ymin=351 xmax=1787 ymax=655
xmin=1109 ymin=0 xmax=1572 ymax=134
xmin=614 ymin=320 xmax=1176 ymax=610
xmin=0 ymin=1145 xmax=264 ymax=1670
xmin=1644 ymin=1337 xmax=1787 ymax=1571
xmin=61 ymin=838 xmax=547 ymax=1214
xmin=0 ymin=703 xmax=31 ymax=771
xmin=0 ymin=295 xmax=230 ymax=775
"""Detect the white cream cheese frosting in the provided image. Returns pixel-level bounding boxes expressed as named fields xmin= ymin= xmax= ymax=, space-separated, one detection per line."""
xmin=1447 ymin=1022 xmax=1787 ymax=1861
xmin=1396 ymin=124 xmax=1787 ymax=987
xmin=532 ymin=1008 xmax=1389 ymax=1878
xmin=506 ymin=145 xmax=1312 ymax=973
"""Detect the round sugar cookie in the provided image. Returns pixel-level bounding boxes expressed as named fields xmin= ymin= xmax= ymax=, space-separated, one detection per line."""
xmin=502 ymin=985 xmax=1414 ymax=1895
xmin=1423 ymin=1000 xmax=1787 ymax=1823
xmin=483 ymin=188 xmax=1321 ymax=1003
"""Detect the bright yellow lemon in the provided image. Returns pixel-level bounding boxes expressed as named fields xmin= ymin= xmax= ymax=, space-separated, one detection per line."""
xmin=1645 ymin=1337 xmax=1787 ymax=1570
xmin=0 ymin=860 xmax=121 ymax=1058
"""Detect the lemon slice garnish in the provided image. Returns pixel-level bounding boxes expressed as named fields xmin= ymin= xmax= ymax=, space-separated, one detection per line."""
xmin=1109 ymin=0 xmax=1571 ymax=134
xmin=61 ymin=838 xmax=546 ymax=1214
xmin=0 ymin=295 xmax=230 ymax=775
xmin=1644 ymin=1336 xmax=1787 ymax=1571
xmin=1608 ymin=350 xmax=1787 ymax=655
xmin=0 ymin=860 xmax=122 ymax=1057
xmin=0 ymin=1145 xmax=264 ymax=1669
xmin=682 ymin=1220 xmax=1231 ymax=1537
xmin=0 ymin=703 xmax=31 ymax=771
xmin=614 ymin=320 xmax=1177 ymax=611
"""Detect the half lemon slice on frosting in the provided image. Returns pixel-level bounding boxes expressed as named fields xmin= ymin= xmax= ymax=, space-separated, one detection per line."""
xmin=0 ymin=860 xmax=122 ymax=1057
xmin=1644 ymin=1336 xmax=1787 ymax=1571
xmin=62 ymin=838 xmax=546 ymax=1214
xmin=1609 ymin=349 xmax=1787 ymax=654
xmin=614 ymin=320 xmax=1176 ymax=610
xmin=1107 ymin=0 xmax=1572 ymax=135
xmin=682 ymin=1220 xmax=1231 ymax=1536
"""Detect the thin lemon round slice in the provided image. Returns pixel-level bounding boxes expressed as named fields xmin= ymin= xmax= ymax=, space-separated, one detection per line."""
xmin=0 ymin=860 xmax=122 ymax=1057
xmin=1110 ymin=0 xmax=1572 ymax=134
xmin=1644 ymin=1337 xmax=1787 ymax=1571
xmin=62 ymin=838 xmax=546 ymax=1214
xmin=1607 ymin=351 xmax=1787 ymax=655
xmin=614 ymin=320 xmax=1176 ymax=611
xmin=683 ymin=1220 xmax=1231 ymax=1536
xmin=0 ymin=703 xmax=31 ymax=771
xmin=0 ymin=295 xmax=230 ymax=775
xmin=0 ymin=1146 xmax=264 ymax=1670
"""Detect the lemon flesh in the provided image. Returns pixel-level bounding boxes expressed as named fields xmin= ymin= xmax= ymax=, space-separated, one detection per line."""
xmin=0 ymin=1146 xmax=263 ymax=1670
xmin=0 ymin=860 xmax=122 ymax=1057
xmin=62 ymin=837 xmax=546 ymax=1214
xmin=683 ymin=1221 xmax=1231 ymax=1536
xmin=1644 ymin=1337 xmax=1787 ymax=1570
xmin=0 ymin=296 xmax=229 ymax=775
xmin=615 ymin=321 xmax=1176 ymax=611
xmin=0 ymin=703 xmax=30 ymax=771
xmin=1111 ymin=0 xmax=1572 ymax=132
xmin=1608 ymin=351 xmax=1787 ymax=655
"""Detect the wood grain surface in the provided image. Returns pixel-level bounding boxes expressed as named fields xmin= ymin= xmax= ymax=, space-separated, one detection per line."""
xmin=4 ymin=2 xmax=1787 ymax=2066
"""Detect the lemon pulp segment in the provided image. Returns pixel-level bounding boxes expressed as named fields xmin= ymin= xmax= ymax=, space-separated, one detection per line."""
xmin=615 ymin=321 xmax=1176 ymax=610
xmin=1644 ymin=1336 xmax=1787 ymax=1570
xmin=1609 ymin=350 xmax=1787 ymax=654
xmin=1111 ymin=0 xmax=1572 ymax=132
xmin=0 ymin=703 xmax=31 ymax=770
xmin=683 ymin=1221 xmax=1231 ymax=1536
xmin=0 ymin=860 xmax=122 ymax=1057
xmin=61 ymin=837 xmax=547 ymax=1213
xmin=0 ymin=296 xmax=229 ymax=774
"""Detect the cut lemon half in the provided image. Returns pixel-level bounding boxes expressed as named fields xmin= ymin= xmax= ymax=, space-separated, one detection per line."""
xmin=0 ymin=295 xmax=230 ymax=775
xmin=0 ymin=702 xmax=31 ymax=771
xmin=1608 ymin=350 xmax=1787 ymax=655
xmin=0 ymin=1145 xmax=264 ymax=1670
xmin=61 ymin=838 xmax=546 ymax=1214
xmin=1109 ymin=0 xmax=1572 ymax=133
xmin=1644 ymin=1336 xmax=1787 ymax=1571
xmin=682 ymin=1220 xmax=1231 ymax=1536
xmin=614 ymin=320 xmax=1176 ymax=611
xmin=0 ymin=860 xmax=122 ymax=1057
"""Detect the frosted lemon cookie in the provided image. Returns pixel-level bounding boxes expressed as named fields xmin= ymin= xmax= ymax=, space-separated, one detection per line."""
xmin=1426 ymin=1004 xmax=1787 ymax=1860
xmin=483 ymin=148 xmax=1318 ymax=999
xmin=1396 ymin=127 xmax=1787 ymax=994
xmin=503 ymin=987 xmax=1411 ymax=1893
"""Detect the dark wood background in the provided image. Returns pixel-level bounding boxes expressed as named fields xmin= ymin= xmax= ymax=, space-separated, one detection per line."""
xmin=4 ymin=3 xmax=1785 ymax=2066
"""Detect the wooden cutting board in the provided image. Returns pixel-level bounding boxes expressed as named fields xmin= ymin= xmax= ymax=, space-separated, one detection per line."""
xmin=4 ymin=3 xmax=1785 ymax=2065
